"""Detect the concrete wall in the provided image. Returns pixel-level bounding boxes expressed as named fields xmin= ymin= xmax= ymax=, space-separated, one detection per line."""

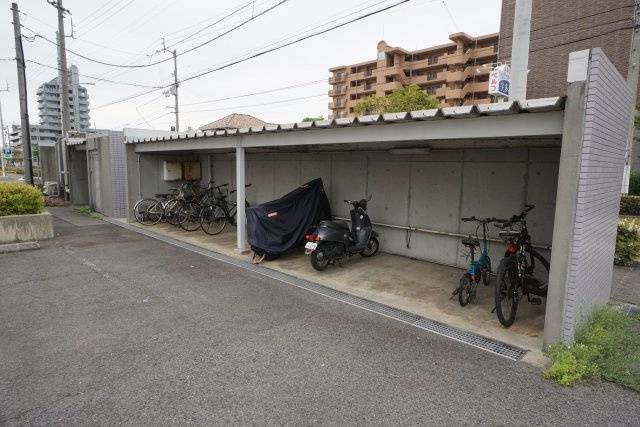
xmin=0 ymin=212 xmax=54 ymax=244
xmin=38 ymin=146 xmax=58 ymax=182
xmin=207 ymin=146 xmax=559 ymax=268
xmin=69 ymin=147 xmax=89 ymax=205
xmin=554 ymin=49 xmax=633 ymax=343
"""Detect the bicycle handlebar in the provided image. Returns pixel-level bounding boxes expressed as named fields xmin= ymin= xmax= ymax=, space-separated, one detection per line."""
xmin=461 ymin=216 xmax=496 ymax=223
xmin=493 ymin=204 xmax=536 ymax=228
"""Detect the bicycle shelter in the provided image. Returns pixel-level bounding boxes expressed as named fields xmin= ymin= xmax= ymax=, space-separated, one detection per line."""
xmin=122 ymin=49 xmax=632 ymax=352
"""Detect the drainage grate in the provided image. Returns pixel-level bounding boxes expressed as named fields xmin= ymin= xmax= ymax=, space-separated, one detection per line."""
xmin=105 ymin=218 xmax=528 ymax=361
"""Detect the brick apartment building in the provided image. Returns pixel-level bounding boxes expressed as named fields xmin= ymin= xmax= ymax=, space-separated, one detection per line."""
xmin=328 ymin=32 xmax=499 ymax=118
xmin=498 ymin=0 xmax=636 ymax=99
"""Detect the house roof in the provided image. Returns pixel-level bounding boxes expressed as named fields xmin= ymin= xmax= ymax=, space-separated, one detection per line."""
xmin=199 ymin=113 xmax=270 ymax=131
xmin=127 ymin=98 xmax=566 ymax=146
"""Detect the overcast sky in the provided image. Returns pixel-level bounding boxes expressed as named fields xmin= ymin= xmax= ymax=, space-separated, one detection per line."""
xmin=0 ymin=0 xmax=502 ymax=131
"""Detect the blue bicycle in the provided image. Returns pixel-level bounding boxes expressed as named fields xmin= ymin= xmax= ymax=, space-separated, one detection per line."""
xmin=454 ymin=216 xmax=495 ymax=306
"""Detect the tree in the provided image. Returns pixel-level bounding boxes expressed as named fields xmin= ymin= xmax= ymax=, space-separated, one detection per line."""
xmin=302 ymin=116 xmax=324 ymax=122
xmin=353 ymin=84 xmax=439 ymax=115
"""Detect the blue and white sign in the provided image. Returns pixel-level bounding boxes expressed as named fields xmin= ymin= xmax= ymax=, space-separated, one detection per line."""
xmin=2 ymin=147 xmax=11 ymax=160
xmin=489 ymin=64 xmax=510 ymax=97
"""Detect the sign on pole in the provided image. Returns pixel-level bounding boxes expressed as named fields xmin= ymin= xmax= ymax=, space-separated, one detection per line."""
xmin=489 ymin=64 xmax=511 ymax=98
xmin=2 ymin=147 xmax=11 ymax=160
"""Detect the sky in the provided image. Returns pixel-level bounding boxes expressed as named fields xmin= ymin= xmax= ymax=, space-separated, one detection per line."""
xmin=0 ymin=0 xmax=502 ymax=131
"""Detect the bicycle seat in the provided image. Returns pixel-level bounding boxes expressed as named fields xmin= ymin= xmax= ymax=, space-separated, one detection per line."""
xmin=320 ymin=220 xmax=350 ymax=230
xmin=462 ymin=238 xmax=480 ymax=247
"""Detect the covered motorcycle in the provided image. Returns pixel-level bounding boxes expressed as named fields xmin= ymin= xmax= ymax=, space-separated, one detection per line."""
xmin=246 ymin=178 xmax=331 ymax=258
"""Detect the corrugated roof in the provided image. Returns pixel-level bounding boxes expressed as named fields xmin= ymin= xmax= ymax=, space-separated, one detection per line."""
xmin=127 ymin=98 xmax=565 ymax=145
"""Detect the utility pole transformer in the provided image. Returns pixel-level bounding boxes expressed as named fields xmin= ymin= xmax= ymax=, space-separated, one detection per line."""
xmin=509 ymin=0 xmax=533 ymax=103
xmin=49 ymin=0 xmax=71 ymax=198
xmin=11 ymin=3 xmax=34 ymax=185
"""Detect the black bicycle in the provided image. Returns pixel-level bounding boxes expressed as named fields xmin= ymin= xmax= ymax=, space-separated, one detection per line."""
xmin=493 ymin=205 xmax=550 ymax=327
xmin=200 ymin=184 xmax=251 ymax=235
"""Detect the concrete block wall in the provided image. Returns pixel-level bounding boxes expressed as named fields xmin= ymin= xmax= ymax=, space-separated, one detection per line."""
xmin=561 ymin=49 xmax=633 ymax=342
xmin=209 ymin=145 xmax=560 ymax=268
xmin=107 ymin=131 xmax=127 ymax=218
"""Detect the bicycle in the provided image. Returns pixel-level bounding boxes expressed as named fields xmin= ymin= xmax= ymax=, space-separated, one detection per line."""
xmin=493 ymin=204 xmax=550 ymax=327
xmin=133 ymin=188 xmax=179 ymax=225
xmin=176 ymin=180 xmax=220 ymax=232
xmin=199 ymin=184 xmax=252 ymax=235
xmin=454 ymin=216 xmax=495 ymax=306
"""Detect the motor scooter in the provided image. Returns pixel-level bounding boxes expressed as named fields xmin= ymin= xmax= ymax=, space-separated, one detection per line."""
xmin=304 ymin=196 xmax=379 ymax=271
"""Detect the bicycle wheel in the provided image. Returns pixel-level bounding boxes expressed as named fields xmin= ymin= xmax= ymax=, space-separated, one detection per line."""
xmin=481 ymin=267 xmax=491 ymax=286
xmin=495 ymin=257 xmax=519 ymax=327
xmin=164 ymin=198 xmax=183 ymax=226
xmin=526 ymin=249 xmax=550 ymax=296
xmin=458 ymin=274 xmax=472 ymax=307
xmin=134 ymin=198 xmax=162 ymax=225
xmin=177 ymin=202 xmax=202 ymax=232
xmin=200 ymin=204 xmax=227 ymax=235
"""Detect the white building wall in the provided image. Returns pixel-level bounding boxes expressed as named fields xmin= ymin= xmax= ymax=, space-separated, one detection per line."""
xmin=561 ymin=48 xmax=634 ymax=342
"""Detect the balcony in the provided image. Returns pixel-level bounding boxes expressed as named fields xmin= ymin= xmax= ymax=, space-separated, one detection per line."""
xmin=472 ymin=46 xmax=498 ymax=60
xmin=436 ymin=87 xmax=447 ymax=98
xmin=329 ymin=87 xmax=346 ymax=96
xmin=463 ymin=81 xmax=489 ymax=96
xmin=329 ymin=101 xmax=345 ymax=109
xmin=446 ymin=71 xmax=466 ymax=83
xmin=445 ymin=88 xmax=465 ymax=100
xmin=442 ymin=51 xmax=470 ymax=66
xmin=329 ymin=73 xmax=346 ymax=84
xmin=379 ymin=81 xmax=403 ymax=93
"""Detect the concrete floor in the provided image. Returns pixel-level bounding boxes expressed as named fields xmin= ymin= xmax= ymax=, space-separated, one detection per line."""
xmin=120 ymin=221 xmax=546 ymax=355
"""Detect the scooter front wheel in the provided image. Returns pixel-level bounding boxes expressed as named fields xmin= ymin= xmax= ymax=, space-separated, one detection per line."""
xmin=310 ymin=249 xmax=330 ymax=271
xmin=360 ymin=236 xmax=379 ymax=257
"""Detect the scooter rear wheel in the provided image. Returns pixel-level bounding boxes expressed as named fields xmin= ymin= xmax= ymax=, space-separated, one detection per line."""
xmin=458 ymin=274 xmax=472 ymax=306
xmin=310 ymin=249 xmax=330 ymax=271
xmin=360 ymin=236 xmax=379 ymax=257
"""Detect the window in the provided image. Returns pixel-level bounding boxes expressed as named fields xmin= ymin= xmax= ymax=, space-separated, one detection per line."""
xmin=424 ymin=86 xmax=437 ymax=96
xmin=427 ymin=71 xmax=437 ymax=80
xmin=427 ymin=55 xmax=438 ymax=65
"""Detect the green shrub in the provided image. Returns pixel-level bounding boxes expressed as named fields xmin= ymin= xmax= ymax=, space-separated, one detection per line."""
xmin=630 ymin=172 xmax=640 ymax=196
xmin=615 ymin=219 xmax=640 ymax=266
xmin=545 ymin=306 xmax=640 ymax=390
xmin=0 ymin=182 xmax=44 ymax=216
xmin=620 ymin=195 xmax=640 ymax=216
xmin=544 ymin=343 xmax=599 ymax=386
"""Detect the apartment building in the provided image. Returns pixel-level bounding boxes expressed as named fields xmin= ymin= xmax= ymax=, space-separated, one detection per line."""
xmin=328 ymin=32 xmax=499 ymax=118
xmin=36 ymin=64 xmax=91 ymax=135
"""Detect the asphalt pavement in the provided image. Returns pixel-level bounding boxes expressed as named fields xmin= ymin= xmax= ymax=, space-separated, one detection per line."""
xmin=1 ymin=217 xmax=638 ymax=425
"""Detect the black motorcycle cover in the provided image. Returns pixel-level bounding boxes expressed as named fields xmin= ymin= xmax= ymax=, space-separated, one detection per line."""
xmin=246 ymin=178 xmax=331 ymax=257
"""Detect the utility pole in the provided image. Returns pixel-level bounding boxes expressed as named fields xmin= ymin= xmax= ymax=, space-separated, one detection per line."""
xmin=157 ymin=38 xmax=180 ymax=132
xmin=508 ymin=0 xmax=532 ymax=103
xmin=48 ymin=0 xmax=71 ymax=198
xmin=11 ymin=3 xmax=34 ymax=185
xmin=0 ymin=83 xmax=8 ymax=178
xmin=623 ymin=0 xmax=640 ymax=191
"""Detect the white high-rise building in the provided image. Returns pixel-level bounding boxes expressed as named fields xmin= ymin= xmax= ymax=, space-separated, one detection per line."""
xmin=36 ymin=64 xmax=90 ymax=137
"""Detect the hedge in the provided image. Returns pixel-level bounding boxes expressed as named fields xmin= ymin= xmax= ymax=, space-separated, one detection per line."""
xmin=630 ymin=171 xmax=640 ymax=196
xmin=620 ymin=195 xmax=640 ymax=216
xmin=615 ymin=219 xmax=640 ymax=266
xmin=0 ymin=182 xmax=44 ymax=216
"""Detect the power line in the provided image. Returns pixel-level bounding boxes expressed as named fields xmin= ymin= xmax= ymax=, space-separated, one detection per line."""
xmin=440 ymin=0 xmax=459 ymax=32
xmin=530 ymin=25 xmax=635 ymax=54
xmin=165 ymin=0 xmax=254 ymax=49
xmin=178 ymin=0 xmax=412 ymax=86
xmin=90 ymin=0 xmax=414 ymax=109
xmin=180 ymin=93 xmax=327 ymax=114
xmin=22 ymin=0 xmax=289 ymax=69
xmin=181 ymin=79 xmax=327 ymax=106
xmin=25 ymin=60 xmax=163 ymax=88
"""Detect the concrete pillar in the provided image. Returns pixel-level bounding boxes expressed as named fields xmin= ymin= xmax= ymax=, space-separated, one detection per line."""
xmin=543 ymin=52 xmax=588 ymax=347
xmin=124 ymin=144 xmax=141 ymax=223
xmin=509 ymin=0 xmax=532 ymax=102
xmin=235 ymin=145 xmax=249 ymax=253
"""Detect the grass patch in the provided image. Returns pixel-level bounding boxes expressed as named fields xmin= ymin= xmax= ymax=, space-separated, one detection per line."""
xmin=545 ymin=306 xmax=640 ymax=391
xmin=73 ymin=206 xmax=103 ymax=219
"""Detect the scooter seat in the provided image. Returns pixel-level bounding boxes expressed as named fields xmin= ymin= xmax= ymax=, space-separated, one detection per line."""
xmin=462 ymin=238 xmax=480 ymax=247
xmin=320 ymin=220 xmax=350 ymax=230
